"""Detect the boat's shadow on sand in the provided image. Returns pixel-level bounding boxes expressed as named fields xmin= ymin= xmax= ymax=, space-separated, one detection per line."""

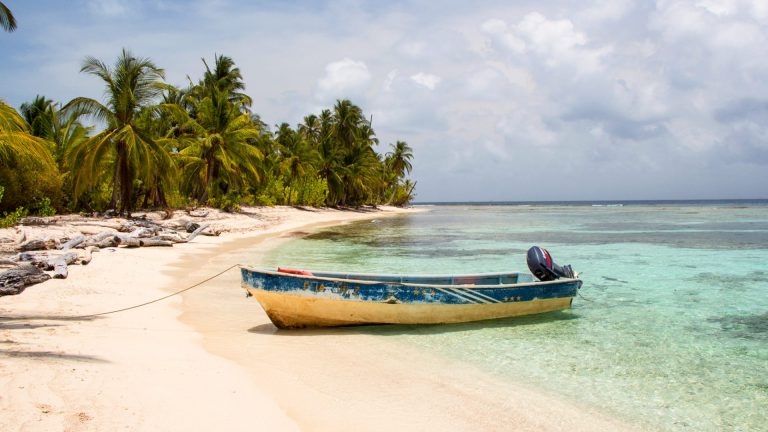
xmin=248 ymin=310 xmax=579 ymax=336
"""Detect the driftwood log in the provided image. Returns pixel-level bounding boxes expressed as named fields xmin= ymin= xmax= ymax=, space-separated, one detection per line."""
xmin=45 ymin=252 xmax=79 ymax=279
xmin=119 ymin=237 xmax=141 ymax=248
xmin=138 ymin=239 xmax=173 ymax=247
xmin=0 ymin=264 xmax=51 ymax=296
xmin=20 ymin=216 xmax=50 ymax=226
xmin=79 ymin=246 xmax=98 ymax=265
xmin=6 ymin=214 xmax=216 ymax=292
xmin=181 ymin=224 xmax=209 ymax=242
xmin=19 ymin=238 xmax=57 ymax=251
xmin=58 ymin=235 xmax=85 ymax=251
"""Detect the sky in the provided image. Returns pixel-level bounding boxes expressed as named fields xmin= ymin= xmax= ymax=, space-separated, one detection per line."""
xmin=1 ymin=0 xmax=767 ymax=202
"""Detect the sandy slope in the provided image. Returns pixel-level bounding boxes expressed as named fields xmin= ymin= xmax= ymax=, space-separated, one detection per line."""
xmin=1 ymin=205 xmax=639 ymax=431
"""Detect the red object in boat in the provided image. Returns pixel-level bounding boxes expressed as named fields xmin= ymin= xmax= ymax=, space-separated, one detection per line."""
xmin=277 ymin=267 xmax=313 ymax=276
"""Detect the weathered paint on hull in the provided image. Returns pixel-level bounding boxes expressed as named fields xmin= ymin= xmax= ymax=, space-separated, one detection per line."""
xmin=246 ymin=287 xmax=574 ymax=329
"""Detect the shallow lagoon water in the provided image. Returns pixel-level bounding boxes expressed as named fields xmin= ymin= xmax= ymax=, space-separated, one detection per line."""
xmin=265 ymin=203 xmax=768 ymax=431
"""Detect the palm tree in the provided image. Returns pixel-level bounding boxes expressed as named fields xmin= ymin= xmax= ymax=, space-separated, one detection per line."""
xmin=386 ymin=141 xmax=413 ymax=180
xmin=0 ymin=100 xmax=54 ymax=166
xmin=188 ymin=54 xmax=252 ymax=112
xmin=331 ymin=99 xmax=364 ymax=150
xmin=64 ymin=49 xmax=172 ymax=214
xmin=0 ymin=1 xmax=16 ymax=32
xmin=21 ymin=95 xmax=91 ymax=167
xmin=161 ymin=88 xmax=262 ymax=204
xmin=298 ymin=114 xmax=320 ymax=145
xmin=20 ymin=96 xmax=56 ymax=139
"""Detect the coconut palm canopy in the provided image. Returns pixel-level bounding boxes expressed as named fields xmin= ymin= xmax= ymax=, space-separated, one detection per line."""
xmin=0 ymin=49 xmax=415 ymax=215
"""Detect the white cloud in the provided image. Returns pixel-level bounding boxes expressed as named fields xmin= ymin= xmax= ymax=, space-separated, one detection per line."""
xmin=315 ymin=58 xmax=371 ymax=103
xmin=482 ymin=12 xmax=610 ymax=74
xmin=410 ymin=72 xmax=442 ymax=90
xmin=383 ymin=69 xmax=398 ymax=92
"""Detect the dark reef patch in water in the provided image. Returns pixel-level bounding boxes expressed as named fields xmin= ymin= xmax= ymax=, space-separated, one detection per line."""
xmin=688 ymin=271 xmax=768 ymax=290
xmin=708 ymin=312 xmax=768 ymax=340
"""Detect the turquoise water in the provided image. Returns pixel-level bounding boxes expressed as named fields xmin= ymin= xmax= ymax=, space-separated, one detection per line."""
xmin=265 ymin=204 xmax=768 ymax=431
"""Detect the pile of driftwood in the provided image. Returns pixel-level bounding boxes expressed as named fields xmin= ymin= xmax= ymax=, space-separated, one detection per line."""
xmin=0 ymin=218 xmax=211 ymax=297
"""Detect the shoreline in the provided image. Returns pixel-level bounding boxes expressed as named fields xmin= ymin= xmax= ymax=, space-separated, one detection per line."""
xmin=169 ymin=209 xmax=639 ymax=431
xmin=1 ymin=205 xmax=637 ymax=431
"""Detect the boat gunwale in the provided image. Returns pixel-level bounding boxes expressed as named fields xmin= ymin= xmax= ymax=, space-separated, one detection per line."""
xmin=241 ymin=266 xmax=581 ymax=290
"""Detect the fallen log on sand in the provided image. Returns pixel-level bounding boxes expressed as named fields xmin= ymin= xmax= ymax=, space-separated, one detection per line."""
xmin=180 ymin=224 xmax=209 ymax=243
xmin=5 ymin=215 xmax=214 ymax=290
xmin=138 ymin=239 xmax=173 ymax=247
xmin=19 ymin=238 xmax=57 ymax=252
xmin=79 ymin=246 xmax=98 ymax=265
xmin=0 ymin=264 xmax=51 ymax=296
xmin=58 ymin=235 xmax=85 ymax=251
xmin=44 ymin=252 xmax=79 ymax=279
xmin=119 ymin=236 xmax=141 ymax=248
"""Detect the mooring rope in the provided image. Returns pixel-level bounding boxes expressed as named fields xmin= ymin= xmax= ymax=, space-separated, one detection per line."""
xmin=0 ymin=263 xmax=243 ymax=321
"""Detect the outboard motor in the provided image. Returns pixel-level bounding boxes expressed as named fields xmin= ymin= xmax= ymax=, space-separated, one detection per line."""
xmin=527 ymin=246 xmax=576 ymax=281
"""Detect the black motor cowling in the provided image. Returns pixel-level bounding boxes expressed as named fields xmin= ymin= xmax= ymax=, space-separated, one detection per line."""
xmin=526 ymin=246 xmax=576 ymax=281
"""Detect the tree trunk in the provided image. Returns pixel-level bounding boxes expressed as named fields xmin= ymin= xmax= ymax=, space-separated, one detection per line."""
xmin=117 ymin=141 xmax=133 ymax=215
xmin=199 ymin=157 xmax=215 ymax=204
xmin=109 ymin=159 xmax=120 ymax=210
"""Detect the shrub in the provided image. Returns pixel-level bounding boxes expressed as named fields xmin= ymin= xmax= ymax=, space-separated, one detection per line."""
xmin=0 ymin=207 xmax=28 ymax=228
xmin=34 ymin=197 xmax=56 ymax=216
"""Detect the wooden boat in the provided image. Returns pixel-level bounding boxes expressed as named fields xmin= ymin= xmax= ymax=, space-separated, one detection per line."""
xmin=240 ymin=266 xmax=582 ymax=329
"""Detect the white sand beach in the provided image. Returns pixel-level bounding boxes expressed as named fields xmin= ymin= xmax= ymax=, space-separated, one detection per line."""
xmin=0 ymin=206 xmax=638 ymax=431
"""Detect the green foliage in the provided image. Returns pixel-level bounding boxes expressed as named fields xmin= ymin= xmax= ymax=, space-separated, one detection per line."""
xmin=1 ymin=51 xmax=418 ymax=215
xmin=253 ymin=178 xmax=285 ymax=206
xmin=297 ymin=177 xmax=328 ymax=207
xmin=209 ymin=193 xmax=241 ymax=212
xmin=34 ymin=197 xmax=56 ymax=217
xmin=0 ymin=207 xmax=28 ymax=228
xmin=0 ymin=162 xmax=64 ymax=214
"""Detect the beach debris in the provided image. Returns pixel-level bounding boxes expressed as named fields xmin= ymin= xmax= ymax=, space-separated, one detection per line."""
xmin=188 ymin=209 xmax=209 ymax=218
xmin=179 ymin=224 xmax=209 ymax=242
xmin=19 ymin=238 xmax=57 ymax=251
xmin=85 ymin=232 xmax=121 ymax=248
xmin=47 ymin=252 xmax=79 ymax=279
xmin=138 ymin=238 xmax=173 ymax=247
xmin=119 ymin=236 xmax=141 ymax=248
xmin=58 ymin=235 xmax=86 ymax=251
xmin=1 ymin=209 xmax=218 ymax=292
xmin=0 ymin=263 xmax=51 ymax=296
xmin=20 ymin=216 xmax=51 ymax=226
xmin=79 ymin=246 xmax=98 ymax=265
